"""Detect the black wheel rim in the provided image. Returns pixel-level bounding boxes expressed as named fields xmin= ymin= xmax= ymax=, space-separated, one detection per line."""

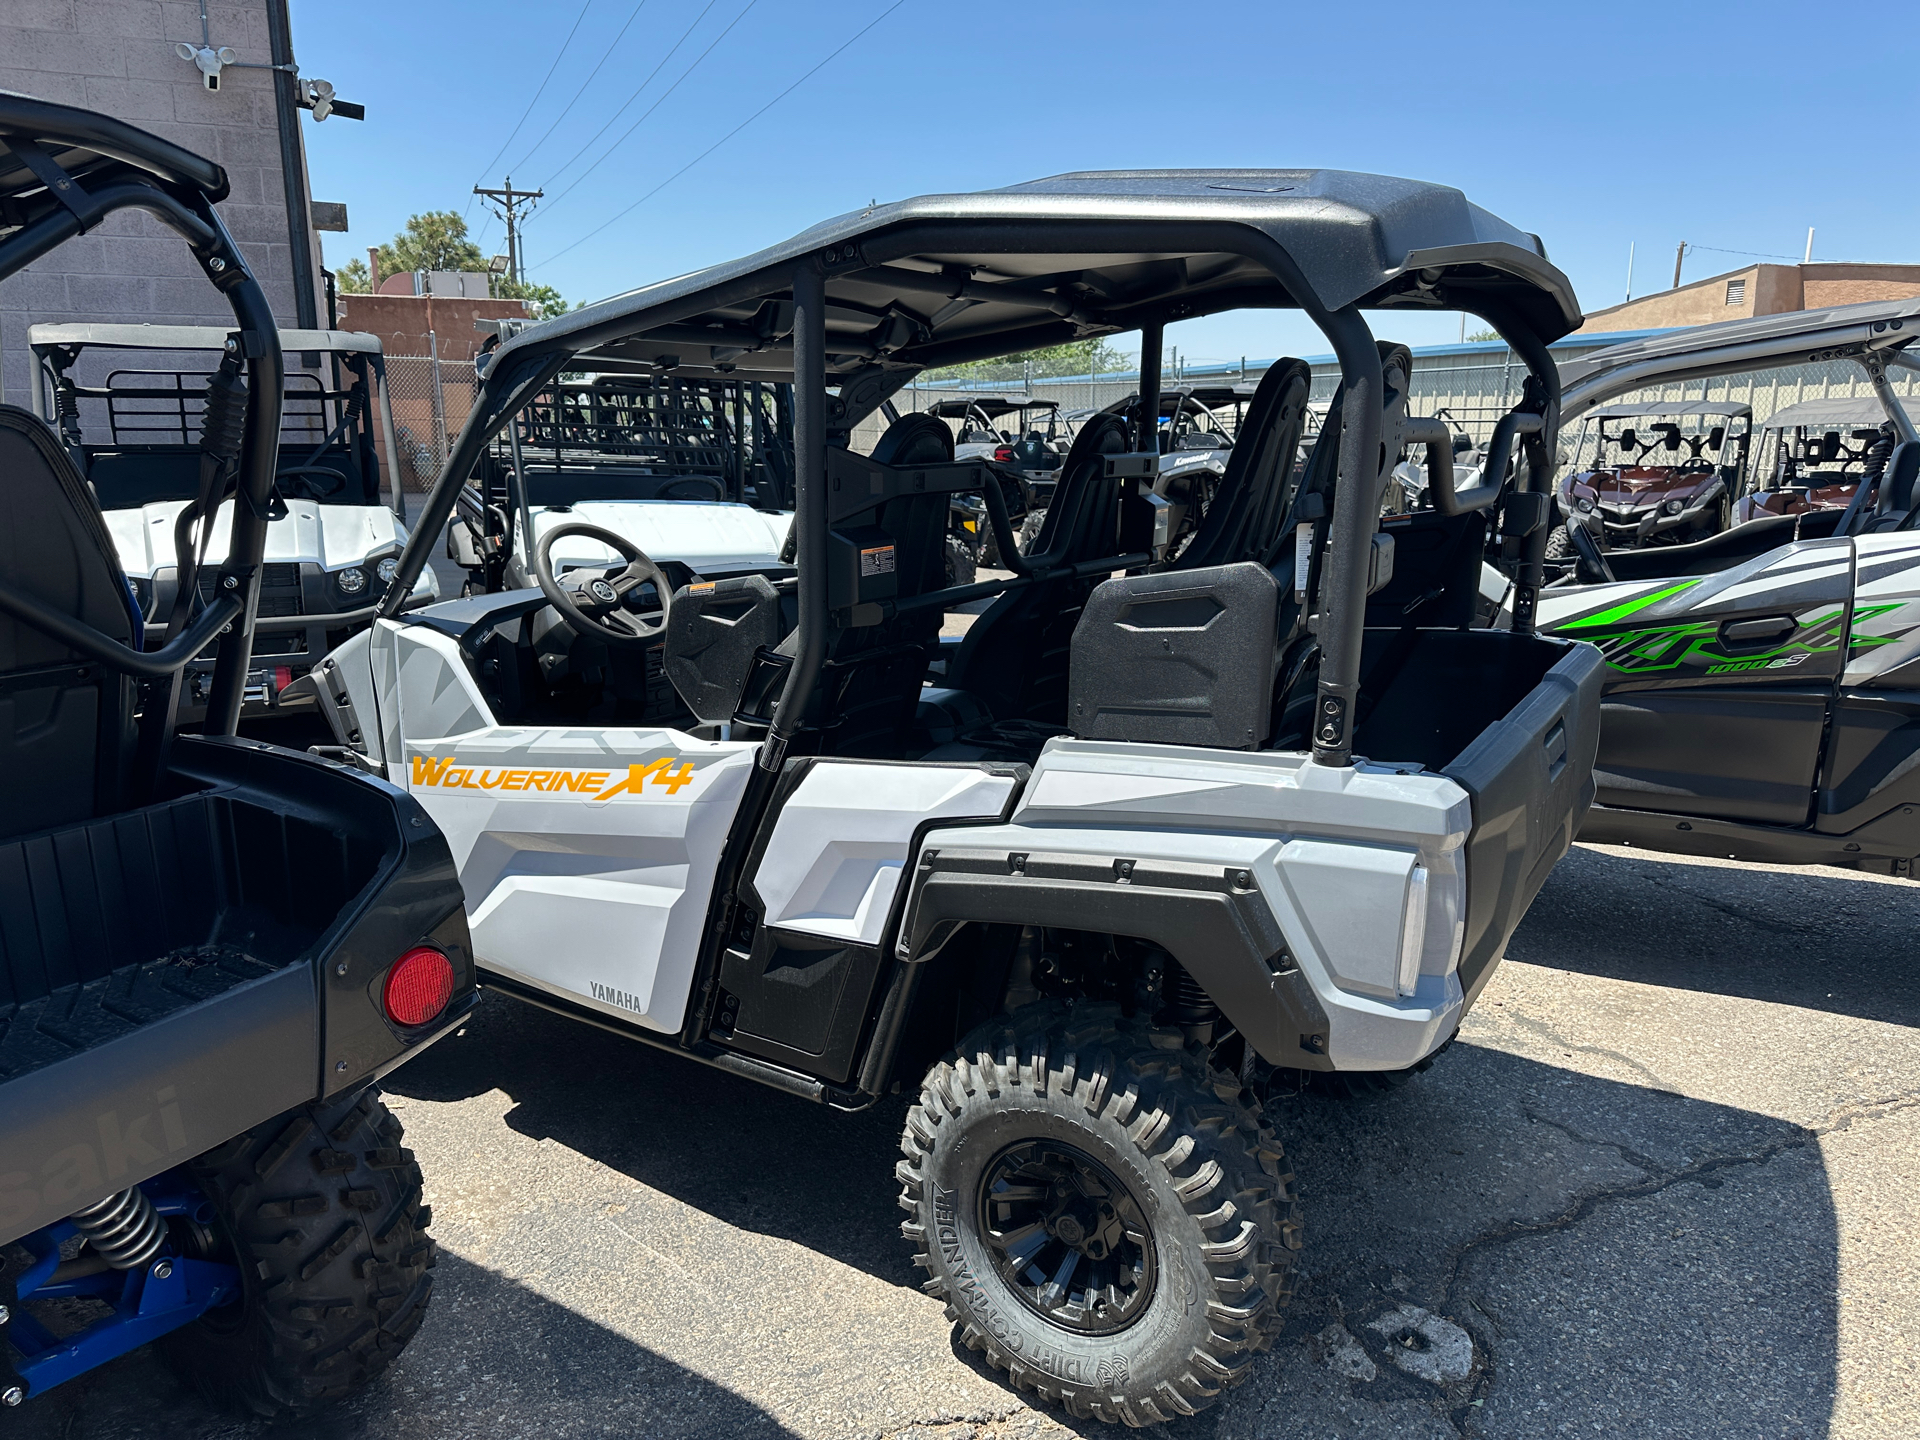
xmin=977 ymin=1139 xmax=1157 ymax=1336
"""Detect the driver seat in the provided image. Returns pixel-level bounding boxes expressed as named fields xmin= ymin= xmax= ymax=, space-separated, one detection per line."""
xmin=0 ymin=406 xmax=142 ymax=841
xmin=1860 ymin=440 xmax=1920 ymax=533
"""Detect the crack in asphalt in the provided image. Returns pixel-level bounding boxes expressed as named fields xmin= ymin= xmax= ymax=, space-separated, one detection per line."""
xmin=1483 ymin=1006 xmax=1673 ymax=1090
xmin=1431 ymin=1089 xmax=1920 ymax=1437
xmin=1521 ymin=1107 xmax=1667 ymax=1177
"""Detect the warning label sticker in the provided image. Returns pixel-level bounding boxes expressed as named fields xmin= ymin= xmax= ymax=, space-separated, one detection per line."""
xmin=860 ymin=545 xmax=896 ymax=578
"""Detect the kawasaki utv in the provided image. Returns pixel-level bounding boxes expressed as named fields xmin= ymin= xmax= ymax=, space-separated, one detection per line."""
xmin=1532 ymin=298 xmax=1920 ymax=872
xmin=0 ymin=96 xmax=475 ymax=1416
xmin=24 ymin=322 xmax=440 ymax=724
xmin=331 ymin=169 xmax=1601 ymax=1425
xmin=448 ymin=370 xmax=795 ymax=599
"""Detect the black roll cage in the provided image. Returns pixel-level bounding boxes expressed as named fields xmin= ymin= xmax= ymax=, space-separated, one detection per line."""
xmin=0 ymin=95 xmax=284 ymax=738
xmin=386 ymin=214 xmax=1566 ymax=769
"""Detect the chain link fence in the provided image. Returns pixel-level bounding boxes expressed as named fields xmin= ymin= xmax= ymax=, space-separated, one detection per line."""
xmin=380 ymin=338 xmax=1920 ymax=481
xmin=378 ymin=352 xmax=479 ymax=492
xmin=885 ymin=345 xmax=1920 ymax=454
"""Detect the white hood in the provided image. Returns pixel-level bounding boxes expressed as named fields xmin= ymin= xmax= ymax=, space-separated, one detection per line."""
xmin=103 ymin=499 xmax=411 ymax=578
xmin=523 ymin=501 xmax=792 ymax=573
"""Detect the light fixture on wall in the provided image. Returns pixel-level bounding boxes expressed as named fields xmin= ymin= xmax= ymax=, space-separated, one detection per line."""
xmin=174 ymin=42 xmax=237 ymax=91
xmin=173 ymin=4 xmax=362 ymax=117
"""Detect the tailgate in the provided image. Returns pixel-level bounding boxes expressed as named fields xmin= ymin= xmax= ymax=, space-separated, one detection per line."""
xmin=1442 ymin=638 xmax=1603 ymax=1002
xmin=0 ymin=966 xmax=318 ymax=1247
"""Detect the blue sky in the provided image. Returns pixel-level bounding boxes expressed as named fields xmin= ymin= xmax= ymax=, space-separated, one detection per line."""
xmin=299 ymin=0 xmax=1917 ymax=365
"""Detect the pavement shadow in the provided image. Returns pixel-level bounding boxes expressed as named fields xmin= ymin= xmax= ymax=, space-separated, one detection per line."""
xmin=387 ymin=994 xmax=919 ymax=1287
xmin=1232 ymin=1039 xmax=1839 ymax=1440
xmin=16 ymin=1251 xmax=801 ymax=1440
xmin=389 ymin=997 xmax=1842 ymax=1439
xmin=1509 ymin=841 xmax=1920 ymax=1027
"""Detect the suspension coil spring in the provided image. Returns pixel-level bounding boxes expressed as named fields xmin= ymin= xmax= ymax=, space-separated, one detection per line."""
xmin=67 ymin=1186 xmax=168 ymax=1271
xmin=1170 ymin=964 xmax=1220 ymax=1025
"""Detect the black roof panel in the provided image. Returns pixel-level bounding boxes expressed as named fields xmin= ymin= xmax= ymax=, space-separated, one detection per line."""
xmin=493 ymin=168 xmax=1580 ymax=387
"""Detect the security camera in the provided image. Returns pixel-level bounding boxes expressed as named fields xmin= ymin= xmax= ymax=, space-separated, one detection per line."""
xmin=175 ymin=42 xmax=237 ymax=91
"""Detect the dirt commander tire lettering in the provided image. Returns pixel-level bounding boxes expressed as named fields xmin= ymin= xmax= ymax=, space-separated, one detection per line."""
xmin=934 ymin=1184 xmax=1023 ymax=1352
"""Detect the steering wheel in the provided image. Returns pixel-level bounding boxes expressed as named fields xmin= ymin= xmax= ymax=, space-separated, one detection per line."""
xmin=533 ymin=521 xmax=670 ymax=647
xmin=659 ymin=475 xmax=727 ymax=502
xmin=276 ymin=465 xmax=348 ymax=499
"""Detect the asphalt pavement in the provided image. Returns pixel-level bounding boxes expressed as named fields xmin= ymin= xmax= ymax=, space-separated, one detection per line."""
xmin=18 ymin=843 xmax=1919 ymax=1440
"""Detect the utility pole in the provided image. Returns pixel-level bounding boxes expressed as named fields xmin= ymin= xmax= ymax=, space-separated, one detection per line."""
xmin=1625 ymin=241 xmax=1635 ymax=302
xmin=473 ymin=177 xmax=543 ymax=285
xmin=1804 ymin=227 xmax=1816 ymax=264
xmin=1672 ymin=240 xmax=1689 ymax=290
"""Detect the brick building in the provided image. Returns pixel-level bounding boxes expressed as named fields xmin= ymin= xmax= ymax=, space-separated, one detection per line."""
xmin=335 ymin=291 xmax=530 ymax=366
xmin=1577 ymin=262 xmax=1920 ymax=335
xmin=0 ymin=0 xmax=331 ymax=402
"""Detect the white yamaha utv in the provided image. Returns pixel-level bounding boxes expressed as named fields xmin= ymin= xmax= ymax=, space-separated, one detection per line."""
xmin=0 ymin=97 xmax=474 ymax=1417
xmin=335 ymin=171 xmax=1602 ymax=1425
xmin=1526 ymin=299 xmax=1920 ymax=874
xmin=24 ymin=322 xmax=438 ymax=723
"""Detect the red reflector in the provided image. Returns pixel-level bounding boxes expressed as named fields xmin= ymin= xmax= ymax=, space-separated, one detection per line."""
xmin=273 ymin=666 xmax=294 ymax=696
xmin=993 ymin=446 xmax=1015 ymax=462
xmin=383 ymin=946 xmax=454 ymax=1027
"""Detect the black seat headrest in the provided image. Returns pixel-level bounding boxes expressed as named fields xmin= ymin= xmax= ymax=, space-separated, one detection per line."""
xmin=1173 ymin=356 xmax=1311 ymax=571
xmin=872 ymin=411 xmax=955 ymax=466
xmin=0 ymin=406 xmax=138 ymax=671
xmin=1022 ymin=411 xmax=1129 ymax=563
xmin=1877 ymin=439 xmax=1920 ymax=523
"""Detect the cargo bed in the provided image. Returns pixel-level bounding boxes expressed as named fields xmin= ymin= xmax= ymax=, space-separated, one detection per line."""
xmin=0 ymin=738 xmax=476 ymax=1247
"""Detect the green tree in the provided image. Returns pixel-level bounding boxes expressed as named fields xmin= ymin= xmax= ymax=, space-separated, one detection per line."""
xmin=492 ymin=276 xmax=574 ymax=321
xmin=921 ymin=336 xmax=1132 ymax=383
xmin=1464 ymin=328 xmax=1501 ymax=343
xmin=379 ymin=209 xmax=488 ymax=275
xmin=331 ymin=210 xmax=571 ymax=318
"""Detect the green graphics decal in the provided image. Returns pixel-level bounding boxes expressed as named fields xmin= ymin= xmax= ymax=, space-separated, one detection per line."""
xmin=1554 ymin=579 xmax=1703 ymax=633
xmin=1843 ymin=601 xmax=1913 ymax=664
xmin=1550 ymin=591 xmax=1853 ymax=676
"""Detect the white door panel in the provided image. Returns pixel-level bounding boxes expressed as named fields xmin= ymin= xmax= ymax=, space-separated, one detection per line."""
xmin=387 ymin=620 xmax=758 ymax=1031
xmin=752 ymin=763 xmax=1017 ymax=945
xmin=406 ymin=732 xmax=757 ymax=1032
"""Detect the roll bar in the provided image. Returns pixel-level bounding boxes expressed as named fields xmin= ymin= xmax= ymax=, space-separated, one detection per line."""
xmin=0 ymin=114 xmax=283 ymax=737
xmin=382 ymin=219 xmax=1562 ymax=769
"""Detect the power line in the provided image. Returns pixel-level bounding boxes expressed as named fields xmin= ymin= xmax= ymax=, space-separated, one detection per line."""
xmin=474 ymin=179 xmax=544 ymax=285
xmin=533 ymin=0 xmax=724 ymax=196
xmin=508 ymin=0 xmax=652 ymax=177
xmin=1687 ymin=243 xmax=1852 ymax=264
xmin=465 ymin=0 xmax=595 ymax=217
xmin=534 ymin=0 xmax=907 ymax=271
xmin=538 ymin=0 xmax=757 ymax=217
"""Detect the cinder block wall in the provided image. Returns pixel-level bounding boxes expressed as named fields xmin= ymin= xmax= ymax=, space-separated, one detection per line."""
xmin=0 ymin=0 xmax=316 ymax=403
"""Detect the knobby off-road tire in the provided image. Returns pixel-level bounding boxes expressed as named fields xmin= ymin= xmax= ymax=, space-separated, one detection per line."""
xmin=945 ymin=535 xmax=979 ymax=590
xmin=159 ymin=1088 xmax=436 ymax=1421
xmin=898 ymin=1002 xmax=1302 ymax=1427
xmin=1542 ymin=524 xmax=1573 ymax=562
